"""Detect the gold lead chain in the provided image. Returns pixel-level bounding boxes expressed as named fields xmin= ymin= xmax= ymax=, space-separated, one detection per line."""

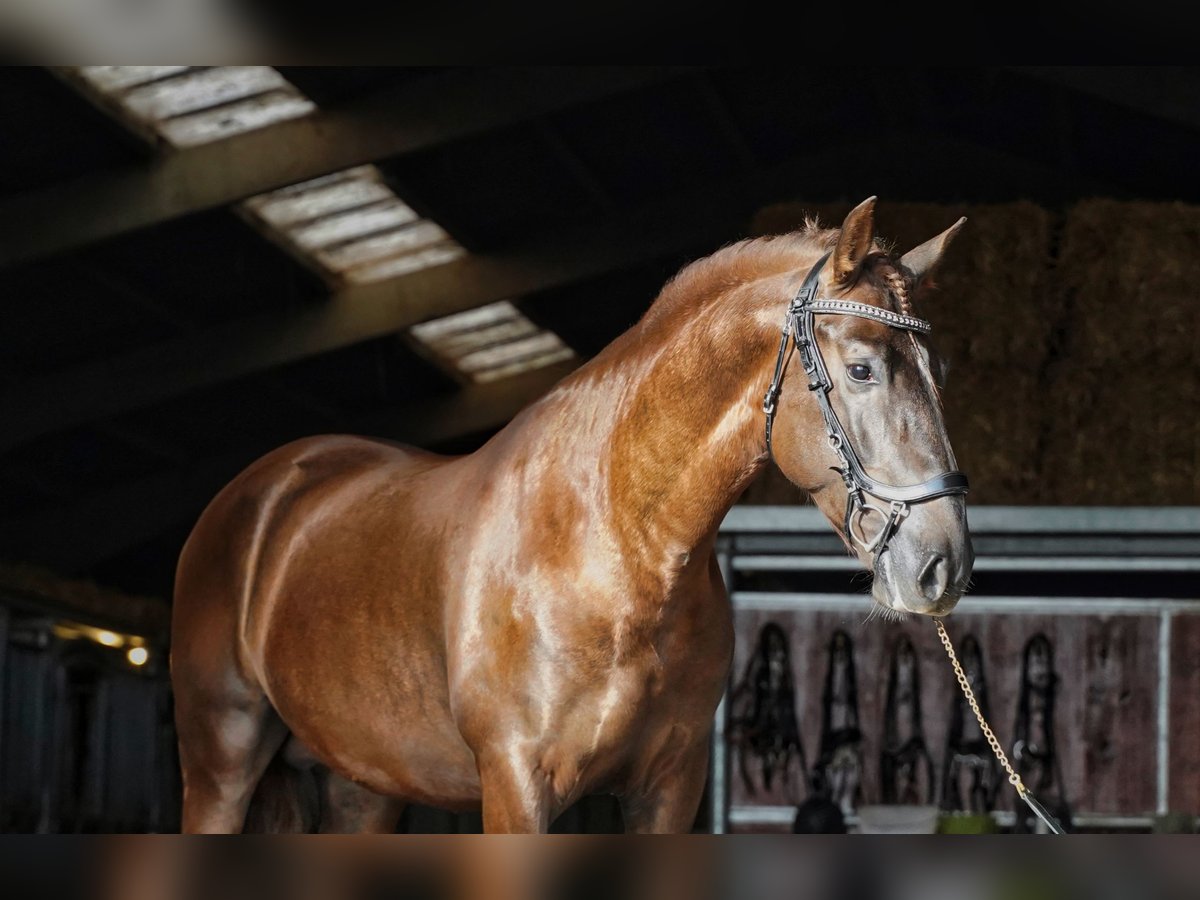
xmin=934 ymin=618 xmax=1066 ymax=834
xmin=934 ymin=618 xmax=1025 ymax=793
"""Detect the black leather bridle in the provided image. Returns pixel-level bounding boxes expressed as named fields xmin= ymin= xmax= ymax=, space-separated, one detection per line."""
xmin=762 ymin=252 xmax=969 ymax=557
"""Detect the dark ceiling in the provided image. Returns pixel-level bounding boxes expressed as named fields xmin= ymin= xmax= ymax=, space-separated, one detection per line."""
xmin=0 ymin=65 xmax=1196 ymax=600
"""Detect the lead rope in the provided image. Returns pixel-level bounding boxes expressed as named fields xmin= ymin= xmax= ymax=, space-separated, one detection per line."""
xmin=934 ymin=619 xmax=1066 ymax=834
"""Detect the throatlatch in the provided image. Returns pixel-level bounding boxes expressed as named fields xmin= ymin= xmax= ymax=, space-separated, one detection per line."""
xmin=762 ymin=251 xmax=969 ymax=556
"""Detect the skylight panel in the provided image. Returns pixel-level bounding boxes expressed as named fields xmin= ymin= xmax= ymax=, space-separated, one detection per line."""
xmin=409 ymin=301 xmax=575 ymax=383
xmin=71 ymin=66 xmax=315 ymax=147
xmin=239 ymin=165 xmax=465 ymax=285
xmin=316 ymin=220 xmax=450 ymax=271
xmin=75 ymin=67 xmax=190 ymax=92
xmin=342 ymin=244 xmax=465 ymax=285
xmin=289 ymin=199 xmax=419 ymax=251
xmin=242 ymin=168 xmax=393 ymax=228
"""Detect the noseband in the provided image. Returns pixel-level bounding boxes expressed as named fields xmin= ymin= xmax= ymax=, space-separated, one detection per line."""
xmin=762 ymin=252 xmax=969 ymax=557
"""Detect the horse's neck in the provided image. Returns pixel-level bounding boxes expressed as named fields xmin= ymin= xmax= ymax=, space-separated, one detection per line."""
xmin=597 ymin=286 xmax=780 ymax=565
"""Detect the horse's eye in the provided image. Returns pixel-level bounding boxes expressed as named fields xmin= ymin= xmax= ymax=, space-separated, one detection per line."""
xmin=847 ymin=364 xmax=874 ymax=383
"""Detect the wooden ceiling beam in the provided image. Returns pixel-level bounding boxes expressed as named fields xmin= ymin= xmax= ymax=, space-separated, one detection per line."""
xmin=0 ymin=360 xmax=576 ymax=572
xmin=0 ymin=67 xmax=690 ymax=268
xmin=0 ymin=158 xmax=762 ymax=452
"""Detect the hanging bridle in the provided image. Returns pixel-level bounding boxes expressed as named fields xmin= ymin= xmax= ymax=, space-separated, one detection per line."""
xmin=762 ymin=251 xmax=969 ymax=557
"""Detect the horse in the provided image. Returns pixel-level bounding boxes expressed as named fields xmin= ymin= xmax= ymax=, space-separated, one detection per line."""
xmin=170 ymin=197 xmax=974 ymax=833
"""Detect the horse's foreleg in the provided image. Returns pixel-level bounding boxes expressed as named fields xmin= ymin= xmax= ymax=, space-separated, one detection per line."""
xmin=621 ymin=740 xmax=711 ymax=834
xmin=478 ymin=752 xmax=551 ymax=833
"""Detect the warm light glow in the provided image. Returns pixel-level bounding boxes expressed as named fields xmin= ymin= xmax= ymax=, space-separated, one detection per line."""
xmin=94 ymin=629 xmax=123 ymax=647
xmin=52 ymin=623 xmax=83 ymax=641
xmin=127 ymin=646 xmax=149 ymax=666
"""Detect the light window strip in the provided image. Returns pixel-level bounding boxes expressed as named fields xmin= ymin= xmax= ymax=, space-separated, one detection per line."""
xmin=159 ymin=94 xmax=317 ymax=148
xmin=70 ymin=65 xmax=314 ymax=149
xmin=76 ymin=66 xmax=194 ymax=92
xmin=317 ymin=221 xmax=449 ymax=271
xmin=119 ymin=66 xmax=289 ymax=121
xmin=344 ymin=243 xmax=466 ymax=284
xmin=239 ymin=164 xmax=465 ymax=284
xmin=408 ymin=300 xmax=575 ymax=383
xmin=247 ymin=179 xmax=395 ymax=229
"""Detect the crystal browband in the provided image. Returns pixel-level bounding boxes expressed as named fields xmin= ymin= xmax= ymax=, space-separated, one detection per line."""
xmin=807 ymin=300 xmax=932 ymax=334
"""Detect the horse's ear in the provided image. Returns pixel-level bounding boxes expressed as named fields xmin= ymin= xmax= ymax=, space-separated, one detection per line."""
xmin=831 ymin=196 xmax=877 ymax=285
xmin=900 ymin=217 xmax=967 ymax=285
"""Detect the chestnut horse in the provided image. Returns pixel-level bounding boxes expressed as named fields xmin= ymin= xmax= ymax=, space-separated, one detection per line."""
xmin=171 ymin=198 xmax=973 ymax=833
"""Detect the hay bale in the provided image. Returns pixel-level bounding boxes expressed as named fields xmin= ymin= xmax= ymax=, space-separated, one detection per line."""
xmin=1054 ymin=199 xmax=1200 ymax=368
xmin=1042 ymin=365 xmax=1198 ymax=504
xmin=1044 ymin=200 xmax=1200 ymax=504
xmin=943 ymin=368 xmax=1045 ymax=505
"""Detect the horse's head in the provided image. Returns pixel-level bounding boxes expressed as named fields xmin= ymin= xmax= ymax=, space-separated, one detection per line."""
xmin=768 ymin=198 xmax=973 ymax=617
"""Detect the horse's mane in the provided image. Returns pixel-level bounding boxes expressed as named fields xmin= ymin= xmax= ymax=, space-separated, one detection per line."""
xmin=639 ymin=222 xmax=835 ymax=331
xmin=639 ymin=218 xmax=911 ymax=334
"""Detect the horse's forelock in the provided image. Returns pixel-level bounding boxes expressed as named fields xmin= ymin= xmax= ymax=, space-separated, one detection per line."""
xmin=867 ymin=256 xmax=914 ymax=316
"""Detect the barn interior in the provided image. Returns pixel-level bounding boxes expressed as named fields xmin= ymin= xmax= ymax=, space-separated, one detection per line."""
xmin=0 ymin=66 xmax=1197 ymax=834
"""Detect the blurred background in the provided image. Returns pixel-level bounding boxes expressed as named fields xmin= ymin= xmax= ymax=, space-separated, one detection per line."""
xmin=0 ymin=66 xmax=1196 ymax=833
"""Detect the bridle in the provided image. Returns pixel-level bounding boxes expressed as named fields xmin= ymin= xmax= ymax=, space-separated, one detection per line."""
xmin=762 ymin=251 xmax=969 ymax=557
xmin=761 ymin=249 xmax=1065 ymax=832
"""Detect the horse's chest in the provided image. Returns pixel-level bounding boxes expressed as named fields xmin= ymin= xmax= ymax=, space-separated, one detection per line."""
xmin=571 ymin=592 xmax=730 ymax=745
xmin=452 ymin=556 xmax=731 ymax=797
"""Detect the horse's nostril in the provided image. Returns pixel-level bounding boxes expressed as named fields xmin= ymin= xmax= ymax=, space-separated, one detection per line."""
xmin=918 ymin=553 xmax=950 ymax=602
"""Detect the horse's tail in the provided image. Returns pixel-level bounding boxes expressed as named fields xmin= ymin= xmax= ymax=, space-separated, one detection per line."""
xmin=242 ymin=751 xmax=320 ymax=833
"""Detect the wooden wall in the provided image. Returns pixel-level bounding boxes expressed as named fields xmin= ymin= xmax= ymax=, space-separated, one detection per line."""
xmin=725 ymin=605 xmax=1199 ymax=830
xmin=1170 ymin=617 xmax=1200 ymax=813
